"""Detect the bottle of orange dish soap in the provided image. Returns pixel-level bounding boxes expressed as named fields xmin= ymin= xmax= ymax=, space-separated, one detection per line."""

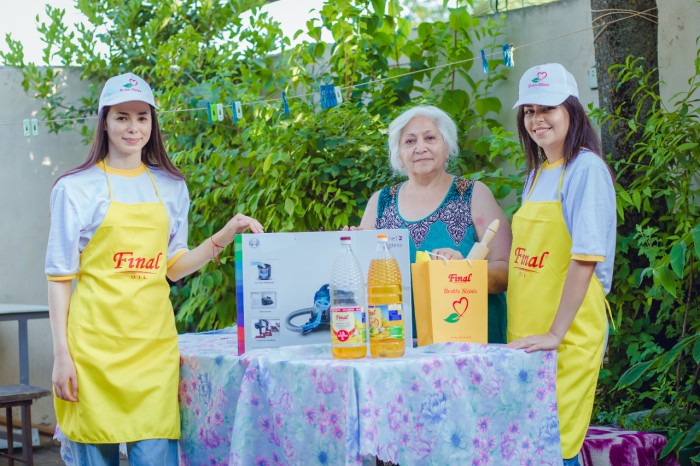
xmin=367 ymin=234 xmax=405 ymax=358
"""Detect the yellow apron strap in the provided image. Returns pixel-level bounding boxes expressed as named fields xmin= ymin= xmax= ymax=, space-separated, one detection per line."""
xmin=524 ymin=164 xmax=545 ymax=202
xmin=604 ymin=297 xmax=614 ymax=330
xmin=101 ymin=160 xmax=114 ymax=199
xmin=144 ymin=165 xmax=165 ymax=203
xmin=103 ymin=160 xmax=164 ymax=204
xmin=591 ymin=275 xmax=615 ymax=331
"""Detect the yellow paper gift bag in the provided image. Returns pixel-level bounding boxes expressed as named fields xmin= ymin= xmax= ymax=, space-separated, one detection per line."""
xmin=411 ymin=259 xmax=488 ymax=346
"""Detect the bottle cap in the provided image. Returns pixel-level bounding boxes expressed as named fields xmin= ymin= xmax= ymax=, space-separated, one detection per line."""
xmin=376 ymin=234 xmax=388 ymax=241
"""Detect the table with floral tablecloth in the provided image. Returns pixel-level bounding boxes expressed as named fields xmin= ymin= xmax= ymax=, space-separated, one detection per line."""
xmin=178 ymin=328 xmax=562 ymax=465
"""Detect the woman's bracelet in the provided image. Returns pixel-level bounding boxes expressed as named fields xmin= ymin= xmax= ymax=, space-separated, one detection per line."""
xmin=210 ymin=236 xmax=224 ymax=249
xmin=210 ymin=236 xmax=224 ymax=265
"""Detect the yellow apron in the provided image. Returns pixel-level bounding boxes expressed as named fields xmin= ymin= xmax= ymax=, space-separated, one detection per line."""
xmin=55 ymin=163 xmax=180 ymax=443
xmin=507 ymin=166 xmax=607 ymax=458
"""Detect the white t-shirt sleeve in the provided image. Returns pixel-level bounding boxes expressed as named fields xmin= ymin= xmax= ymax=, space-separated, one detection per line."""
xmin=563 ymin=154 xmax=615 ymax=260
xmin=167 ymin=179 xmax=190 ymax=261
xmin=45 ymin=180 xmax=83 ymax=278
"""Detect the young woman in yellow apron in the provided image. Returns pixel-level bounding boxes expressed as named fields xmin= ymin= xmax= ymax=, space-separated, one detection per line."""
xmin=45 ymin=72 xmax=264 ymax=465
xmin=507 ymin=64 xmax=616 ymax=466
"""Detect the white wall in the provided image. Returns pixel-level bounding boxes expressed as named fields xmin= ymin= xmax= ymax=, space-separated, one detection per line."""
xmin=481 ymin=0 xmax=699 ymax=135
xmin=658 ymin=0 xmax=700 ymax=104
xmin=0 ymin=66 xmax=87 ymax=427
xmin=0 ymin=0 xmax=697 ymax=429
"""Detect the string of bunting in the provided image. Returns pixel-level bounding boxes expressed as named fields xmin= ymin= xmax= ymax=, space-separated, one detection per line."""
xmin=2 ymin=7 xmax=655 ymax=136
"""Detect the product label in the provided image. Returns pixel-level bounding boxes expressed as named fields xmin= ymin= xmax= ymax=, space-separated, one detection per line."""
xmin=330 ymin=306 xmax=366 ymax=344
xmin=368 ymin=304 xmax=404 ymax=340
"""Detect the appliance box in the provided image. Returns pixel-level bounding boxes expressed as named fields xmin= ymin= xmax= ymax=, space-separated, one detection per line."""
xmin=235 ymin=229 xmax=412 ymax=354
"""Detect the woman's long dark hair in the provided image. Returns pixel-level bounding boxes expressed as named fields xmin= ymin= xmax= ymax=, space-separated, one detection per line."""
xmin=56 ymin=105 xmax=184 ymax=184
xmin=516 ymin=96 xmax=613 ymax=183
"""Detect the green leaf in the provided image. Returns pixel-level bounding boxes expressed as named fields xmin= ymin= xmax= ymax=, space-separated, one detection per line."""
xmin=262 ymin=154 xmax=273 ymax=173
xmin=656 ymin=339 xmax=688 ymax=372
xmin=370 ymin=0 xmax=386 ymax=15
xmin=617 ymin=187 xmax=633 ymax=206
xmin=692 ymin=223 xmax=700 ymax=261
xmin=614 ymin=360 xmax=655 ymax=389
xmin=669 ymin=242 xmax=686 ymax=278
xmin=631 ymin=190 xmax=641 ymax=211
xmin=440 ymin=89 xmax=468 ymax=116
xmin=653 ymin=266 xmax=677 ymax=298
xmin=474 ymin=97 xmax=502 ymax=117
xmin=676 ymin=141 xmax=698 ymax=152
xmin=444 ymin=313 xmax=460 ymax=323
xmin=660 ymin=431 xmax=686 ymax=459
xmin=387 ymin=0 xmax=400 ymax=16
xmin=693 ymin=334 xmax=700 ymax=363
xmin=284 ymin=198 xmax=294 ymax=216
xmin=681 ymin=420 xmax=700 ymax=448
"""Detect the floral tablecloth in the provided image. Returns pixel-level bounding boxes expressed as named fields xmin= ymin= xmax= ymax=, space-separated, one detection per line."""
xmin=178 ymin=328 xmax=562 ymax=465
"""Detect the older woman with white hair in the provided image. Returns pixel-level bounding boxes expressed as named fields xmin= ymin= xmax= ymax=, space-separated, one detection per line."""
xmin=358 ymin=105 xmax=512 ymax=343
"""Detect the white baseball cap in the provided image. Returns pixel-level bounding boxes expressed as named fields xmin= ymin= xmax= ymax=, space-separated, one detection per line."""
xmin=98 ymin=72 xmax=158 ymax=114
xmin=512 ymin=63 xmax=579 ymax=108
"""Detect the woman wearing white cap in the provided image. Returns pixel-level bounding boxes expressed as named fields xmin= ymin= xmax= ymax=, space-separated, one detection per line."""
xmin=45 ymin=72 xmax=263 ymax=464
xmin=506 ymin=63 xmax=616 ymax=466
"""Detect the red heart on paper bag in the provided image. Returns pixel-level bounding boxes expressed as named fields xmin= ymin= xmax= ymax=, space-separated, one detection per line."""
xmin=452 ymin=297 xmax=469 ymax=317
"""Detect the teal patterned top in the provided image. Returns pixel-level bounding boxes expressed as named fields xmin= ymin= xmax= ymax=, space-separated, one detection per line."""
xmin=375 ymin=177 xmax=507 ymax=343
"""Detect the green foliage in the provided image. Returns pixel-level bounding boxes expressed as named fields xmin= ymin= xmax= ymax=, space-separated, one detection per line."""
xmin=590 ymin=53 xmax=700 ymax=461
xmin=2 ymin=0 xmax=514 ymax=331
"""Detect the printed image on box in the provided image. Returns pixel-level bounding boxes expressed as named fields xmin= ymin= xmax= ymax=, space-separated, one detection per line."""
xmin=235 ymin=230 xmax=412 ymax=354
xmin=251 ymin=290 xmax=277 ymax=309
xmin=251 ymin=318 xmax=281 ymax=339
xmin=284 ymin=284 xmax=331 ymax=334
xmin=255 ymin=263 xmax=272 ymax=280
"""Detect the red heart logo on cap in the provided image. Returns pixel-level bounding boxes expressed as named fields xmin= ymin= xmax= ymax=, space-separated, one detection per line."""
xmin=452 ymin=297 xmax=469 ymax=317
xmin=537 ymin=71 xmax=547 ymax=81
xmin=129 ymin=78 xmax=138 ymax=87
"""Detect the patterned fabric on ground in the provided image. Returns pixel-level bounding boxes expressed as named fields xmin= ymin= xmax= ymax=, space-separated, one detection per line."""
xmin=581 ymin=426 xmax=680 ymax=466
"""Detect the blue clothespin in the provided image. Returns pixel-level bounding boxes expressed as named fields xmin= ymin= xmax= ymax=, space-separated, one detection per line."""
xmin=509 ymin=44 xmax=515 ymax=66
xmin=23 ymin=119 xmax=30 ymax=136
xmin=320 ymin=84 xmax=337 ymax=109
xmin=480 ymin=50 xmax=489 ymax=73
xmin=31 ymin=118 xmax=39 ymax=136
xmin=281 ymin=91 xmax=290 ymax=115
xmin=232 ymin=101 xmax=242 ymax=124
xmin=205 ymin=102 xmax=213 ymax=124
xmin=503 ymin=44 xmax=514 ymax=67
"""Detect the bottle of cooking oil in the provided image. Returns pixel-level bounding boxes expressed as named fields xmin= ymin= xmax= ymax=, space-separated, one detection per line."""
xmin=329 ymin=236 xmax=367 ymax=359
xmin=367 ymin=234 xmax=405 ymax=358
